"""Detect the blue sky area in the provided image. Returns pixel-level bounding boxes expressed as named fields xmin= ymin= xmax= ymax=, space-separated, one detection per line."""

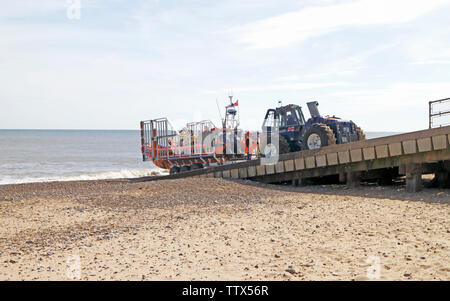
xmin=1 ymin=0 xmax=450 ymax=131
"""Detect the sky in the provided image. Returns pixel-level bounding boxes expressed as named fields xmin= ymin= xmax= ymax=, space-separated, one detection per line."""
xmin=1 ymin=0 xmax=450 ymax=132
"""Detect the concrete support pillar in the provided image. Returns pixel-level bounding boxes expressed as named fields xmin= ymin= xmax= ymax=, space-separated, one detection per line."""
xmin=405 ymin=163 xmax=423 ymax=192
xmin=346 ymin=171 xmax=361 ymax=188
xmin=435 ymin=171 xmax=450 ymax=188
xmin=296 ymin=173 xmax=307 ymax=187
xmin=291 ymin=173 xmax=298 ymax=186
xmin=435 ymin=160 xmax=450 ymax=188
xmin=339 ymin=172 xmax=346 ymax=184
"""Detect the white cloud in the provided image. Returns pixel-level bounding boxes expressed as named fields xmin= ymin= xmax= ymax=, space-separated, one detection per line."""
xmin=0 ymin=0 xmax=66 ymax=18
xmin=203 ymin=82 xmax=350 ymax=94
xmin=404 ymin=27 xmax=450 ymax=64
xmin=410 ymin=60 xmax=450 ymax=65
xmin=274 ymin=42 xmax=397 ymax=82
xmin=327 ymin=82 xmax=450 ymax=108
xmin=1 ymin=1 xmax=449 ymax=131
xmin=279 ymin=70 xmax=356 ymax=81
xmin=323 ymin=82 xmax=450 ymax=131
xmin=232 ymin=0 xmax=450 ymax=49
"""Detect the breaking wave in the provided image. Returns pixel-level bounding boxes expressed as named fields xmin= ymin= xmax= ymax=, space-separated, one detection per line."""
xmin=0 ymin=168 xmax=168 ymax=186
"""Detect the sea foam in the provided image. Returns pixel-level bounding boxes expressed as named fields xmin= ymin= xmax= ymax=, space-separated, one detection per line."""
xmin=0 ymin=168 xmax=168 ymax=185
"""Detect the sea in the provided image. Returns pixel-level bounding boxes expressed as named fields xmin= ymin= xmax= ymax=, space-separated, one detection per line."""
xmin=0 ymin=130 xmax=399 ymax=185
xmin=0 ymin=129 xmax=165 ymax=185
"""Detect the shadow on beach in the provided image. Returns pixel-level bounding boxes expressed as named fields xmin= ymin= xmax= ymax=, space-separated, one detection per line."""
xmin=227 ymin=178 xmax=450 ymax=205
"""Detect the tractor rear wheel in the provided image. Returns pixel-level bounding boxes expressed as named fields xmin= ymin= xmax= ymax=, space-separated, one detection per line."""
xmin=356 ymin=126 xmax=366 ymax=140
xmin=302 ymin=123 xmax=336 ymax=150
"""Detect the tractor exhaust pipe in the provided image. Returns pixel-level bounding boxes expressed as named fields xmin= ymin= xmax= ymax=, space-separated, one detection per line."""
xmin=307 ymin=101 xmax=321 ymax=118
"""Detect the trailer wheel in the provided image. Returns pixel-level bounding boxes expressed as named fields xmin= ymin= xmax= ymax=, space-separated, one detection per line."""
xmin=179 ymin=165 xmax=191 ymax=173
xmin=356 ymin=126 xmax=366 ymax=140
xmin=190 ymin=163 xmax=204 ymax=170
xmin=302 ymin=123 xmax=336 ymax=150
xmin=169 ymin=166 xmax=180 ymax=175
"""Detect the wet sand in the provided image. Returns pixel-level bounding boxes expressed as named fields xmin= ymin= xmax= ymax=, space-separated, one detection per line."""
xmin=0 ymin=178 xmax=449 ymax=280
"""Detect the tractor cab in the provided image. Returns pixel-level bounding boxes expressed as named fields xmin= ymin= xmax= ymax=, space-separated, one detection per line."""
xmin=262 ymin=104 xmax=306 ymax=152
xmin=262 ymin=101 xmax=365 ymax=153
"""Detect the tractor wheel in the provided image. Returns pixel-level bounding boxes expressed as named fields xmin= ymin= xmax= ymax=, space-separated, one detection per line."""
xmin=169 ymin=166 xmax=180 ymax=175
xmin=261 ymin=135 xmax=291 ymax=158
xmin=302 ymin=123 xmax=336 ymax=150
xmin=278 ymin=136 xmax=290 ymax=154
xmin=356 ymin=126 xmax=366 ymax=140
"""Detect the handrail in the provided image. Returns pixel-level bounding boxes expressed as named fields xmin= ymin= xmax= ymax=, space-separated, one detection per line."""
xmin=429 ymin=98 xmax=450 ymax=128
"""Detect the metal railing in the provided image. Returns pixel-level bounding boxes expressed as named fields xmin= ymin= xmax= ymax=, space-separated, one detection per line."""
xmin=141 ymin=118 xmax=177 ymax=161
xmin=141 ymin=118 xmax=220 ymax=162
xmin=429 ymin=98 xmax=450 ymax=128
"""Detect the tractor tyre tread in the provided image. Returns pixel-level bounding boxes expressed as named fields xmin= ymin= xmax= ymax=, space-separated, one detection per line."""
xmin=302 ymin=123 xmax=336 ymax=150
xmin=278 ymin=136 xmax=291 ymax=154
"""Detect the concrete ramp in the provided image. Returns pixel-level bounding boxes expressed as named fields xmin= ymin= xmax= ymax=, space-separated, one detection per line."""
xmin=140 ymin=126 xmax=450 ymax=192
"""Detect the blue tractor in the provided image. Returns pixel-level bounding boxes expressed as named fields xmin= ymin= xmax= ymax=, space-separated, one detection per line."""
xmin=262 ymin=101 xmax=365 ymax=153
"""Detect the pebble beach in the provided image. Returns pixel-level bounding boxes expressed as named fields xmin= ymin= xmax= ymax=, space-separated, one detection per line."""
xmin=0 ymin=178 xmax=449 ymax=281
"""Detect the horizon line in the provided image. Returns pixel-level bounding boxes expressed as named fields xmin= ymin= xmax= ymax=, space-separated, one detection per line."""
xmin=0 ymin=128 xmax=404 ymax=133
xmin=0 ymin=128 xmax=140 ymax=131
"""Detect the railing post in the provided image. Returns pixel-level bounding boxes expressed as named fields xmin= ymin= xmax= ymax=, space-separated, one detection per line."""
xmin=140 ymin=121 xmax=145 ymax=161
xmin=152 ymin=128 xmax=157 ymax=160
xmin=429 ymin=100 xmax=432 ymax=129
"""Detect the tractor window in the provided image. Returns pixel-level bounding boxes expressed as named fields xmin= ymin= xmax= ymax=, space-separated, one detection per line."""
xmin=295 ymin=108 xmax=305 ymax=125
xmin=279 ymin=109 xmax=298 ymax=128
xmin=285 ymin=110 xmax=297 ymax=126
xmin=279 ymin=113 xmax=285 ymax=128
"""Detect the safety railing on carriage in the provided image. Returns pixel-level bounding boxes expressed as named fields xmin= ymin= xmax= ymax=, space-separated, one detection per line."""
xmin=141 ymin=118 xmax=222 ymax=160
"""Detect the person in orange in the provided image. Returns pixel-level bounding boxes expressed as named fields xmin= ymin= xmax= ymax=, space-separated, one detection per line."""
xmin=245 ymin=131 xmax=250 ymax=160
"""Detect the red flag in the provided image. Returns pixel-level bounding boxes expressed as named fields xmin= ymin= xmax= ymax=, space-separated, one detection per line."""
xmin=233 ymin=100 xmax=239 ymax=106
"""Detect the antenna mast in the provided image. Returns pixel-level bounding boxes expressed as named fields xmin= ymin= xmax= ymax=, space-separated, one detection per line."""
xmin=224 ymin=94 xmax=239 ymax=130
xmin=215 ymin=98 xmax=223 ymax=125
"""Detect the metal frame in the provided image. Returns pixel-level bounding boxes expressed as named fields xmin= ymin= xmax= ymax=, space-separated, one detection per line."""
xmin=141 ymin=118 xmax=177 ymax=162
xmin=429 ymin=98 xmax=450 ymax=128
xmin=141 ymin=118 xmax=227 ymax=167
